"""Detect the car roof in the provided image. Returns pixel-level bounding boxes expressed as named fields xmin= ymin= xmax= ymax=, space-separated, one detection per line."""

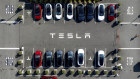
xmin=98 ymin=50 xmax=104 ymax=54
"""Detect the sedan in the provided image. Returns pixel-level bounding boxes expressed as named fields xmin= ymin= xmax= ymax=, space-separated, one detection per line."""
xmin=45 ymin=51 xmax=52 ymax=67
xmin=108 ymin=4 xmax=115 ymax=21
xmin=98 ymin=4 xmax=105 ymax=21
xmin=55 ymin=3 xmax=62 ymax=19
xmin=67 ymin=3 xmax=73 ymax=19
xmin=41 ymin=76 xmax=57 ymax=79
xmin=34 ymin=4 xmax=41 ymax=20
xmin=34 ymin=51 xmax=41 ymax=67
xmin=66 ymin=51 xmax=74 ymax=67
xmin=56 ymin=50 xmax=63 ymax=67
xmin=45 ymin=3 xmax=52 ymax=20
xmin=77 ymin=49 xmax=84 ymax=66
xmin=97 ymin=50 xmax=105 ymax=67
xmin=86 ymin=3 xmax=94 ymax=21
xmin=77 ymin=4 xmax=85 ymax=21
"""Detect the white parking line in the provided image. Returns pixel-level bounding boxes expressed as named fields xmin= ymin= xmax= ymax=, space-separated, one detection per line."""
xmin=33 ymin=48 xmax=34 ymax=67
xmin=75 ymin=4 xmax=77 ymax=24
xmin=54 ymin=48 xmax=55 ymax=67
xmin=0 ymin=48 xmax=19 ymax=50
xmin=64 ymin=48 xmax=65 ymax=67
xmin=44 ymin=48 xmax=46 ymax=53
xmin=98 ymin=3 xmax=118 ymax=4
xmin=115 ymin=7 xmax=118 ymax=21
xmin=23 ymin=3 xmax=25 ymax=24
xmin=95 ymin=48 xmax=97 ymax=67
xmin=104 ymin=48 xmax=107 ymax=68
xmin=22 ymin=47 xmax=24 ymax=68
xmin=85 ymin=48 xmax=86 ymax=68
xmin=119 ymin=48 xmax=140 ymax=49
xmin=120 ymin=22 xmax=140 ymax=25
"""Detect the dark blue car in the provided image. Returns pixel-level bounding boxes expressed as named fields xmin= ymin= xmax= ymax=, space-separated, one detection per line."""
xmin=86 ymin=3 xmax=94 ymax=21
xmin=77 ymin=4 xmax=85 ymax=22
xmin=55 ymin=50 xmax=63 ymax=67
xmin=45 ymin=51 xmax=52 ymax=67
xmin=66 ymin=51 xmax=74 ymax=67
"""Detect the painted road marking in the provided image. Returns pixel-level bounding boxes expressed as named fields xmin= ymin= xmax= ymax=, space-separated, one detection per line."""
xmin=0 ymin=48 xmax=19 ymax=50
xmin=88 ymin=56 xmax=92 ymax=60
xmin=27 ymin=56 xmax=30 ymax=60
xmin=127 ymin=6 xmax=133 ymax=15
xmin=85 ymin=48 xmax=86 ymax=68
xmin=120 ymin=22 xmax=140 ymax=25
xmin=127 ymin=57 xmax=133 ymax=65
xmin=119 ymin=48 xmax=140 ymax=49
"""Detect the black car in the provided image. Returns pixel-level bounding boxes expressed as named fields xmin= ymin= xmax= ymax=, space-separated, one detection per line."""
xmin=77 ymin=4 xmax=85 ymax=21
xmin=56 ymin=50 xmax=63 ymax=67
xmin=86 ymin=3 xmax=94 ymax=21
xmin=66 ymin=51 xmax=74 ymax=67
xmin=45 ymin=51 xmax=52 ymax=67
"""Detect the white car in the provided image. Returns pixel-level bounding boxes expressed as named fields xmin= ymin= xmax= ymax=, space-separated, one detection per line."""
xmin=45 ymin=3 xmax=52 ymax=20
xmin=98 ymin=4 xmax=105 ymax=21
xmin=67 ymin=3 xmax=73 ymax=19
xmin=55 ymin=3 xmax=62 ymax=19
xmin=77 ymin=49 xmax=84 ymax=66
xmin=97 ymin=50 xmax=105 ymax=67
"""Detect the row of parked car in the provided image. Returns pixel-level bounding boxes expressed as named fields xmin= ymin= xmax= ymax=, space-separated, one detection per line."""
xmin=34 ymin=49 xmax=105 ymax=68
xmin=34 ymin=3 xmax=116 ymax=22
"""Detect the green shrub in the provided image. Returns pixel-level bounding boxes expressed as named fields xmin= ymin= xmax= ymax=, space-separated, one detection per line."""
xmin=54 ymin=69 xmax=57 ymax=75
xmin=95 ymin=70 xmax=99 ymax=75
xmin=78 ymin=69 xmax=82 ymax=75
xmin=88 ymin=70 xmax=91 ymax=75
xmin=18 ymin=70 xmax=23 ymax=75
xmin=45 ymin=70 xmax=49 ymax=75
xmin=70 ymin=69 xmax=74 ymax=75
xmin=18 ymin=51 xmax=23 ymax=55
xmin=26 ymin=70 xmax=31 ymax=75
xmin=18 ymin=61 xmax=22 ymax=65
xmin=62 ymin=69 xmax=66 ymax=74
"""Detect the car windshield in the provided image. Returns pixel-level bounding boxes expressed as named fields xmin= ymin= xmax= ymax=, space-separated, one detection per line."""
xmin=35 ymin=55 xmax=40 ymax=65
xmin=57 ymin=5 xmax=61 ymax=15
xmin=68 ymin=55 xmax=72 ymax=59
xmin=46 ymin=5 xmax=51 ymax=15
xmin=79 ymin=6 xmax=84 ymax=16
xmin=35 ymin=5 xmax=40 ymax=16
xmin=109 ymin=6 xmax=114 ymax=16
xmin=99 ymin=5 xmax=104 ymax=16
xmin=79 ymin=53 xmax=83 ymax=64
xmin=68 ymin=5 xmax=72 ymax=15
xmin=100 ymin=54 xmax=104 ymax=65
xmin=57 ymin=54 xmax=62 ymax=65
xmin=88 ymin=5 xmax=93 ymax=15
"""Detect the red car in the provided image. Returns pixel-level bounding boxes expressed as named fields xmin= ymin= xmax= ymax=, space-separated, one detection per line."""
xmin=41 ymin=77 xmax=57 ymax=79
xmin=34 ymin=4 xmax=41 ymax=20
xmin=34 ymin=51 xmax=42 ymax=67
xmin=107 ymin=4 xmax=115 ymax=21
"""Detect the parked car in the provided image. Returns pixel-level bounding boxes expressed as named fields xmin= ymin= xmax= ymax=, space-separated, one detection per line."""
xmin=86 ymin=3 xmax=94 ymax=21
xmin=56 ymin=50 xmax=63 ymax=67
xmin=77 ymin=49 xmax=84 ymax=66
xmin=66 ymin=51 xmax=74 ymax=67
xmin=34 ymin=4 xmax=41 ymax=20
xmin=55 ymin=3 xmax=62 ymax=19
xmin=77 ymin=4 xmax=85 ymax=21
xmin=97 ymin=50 xmax=105 ymax=67
xmin=34 ymin=51 xmax=41 ymax=67
xmin=41 ymin=76 xmax=57 ymax=79
xmin=108 ymin=4 xmax=115 ymax=21
xmin=67 ymin=3 xmax=73 ymax=19
xmin=45 ymin=3 xmax=52 ymax=20
xmin=98 ymin=4 xmax=105 ymax=21
xmin=45 ymin=51 xmax=52 ymax=67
